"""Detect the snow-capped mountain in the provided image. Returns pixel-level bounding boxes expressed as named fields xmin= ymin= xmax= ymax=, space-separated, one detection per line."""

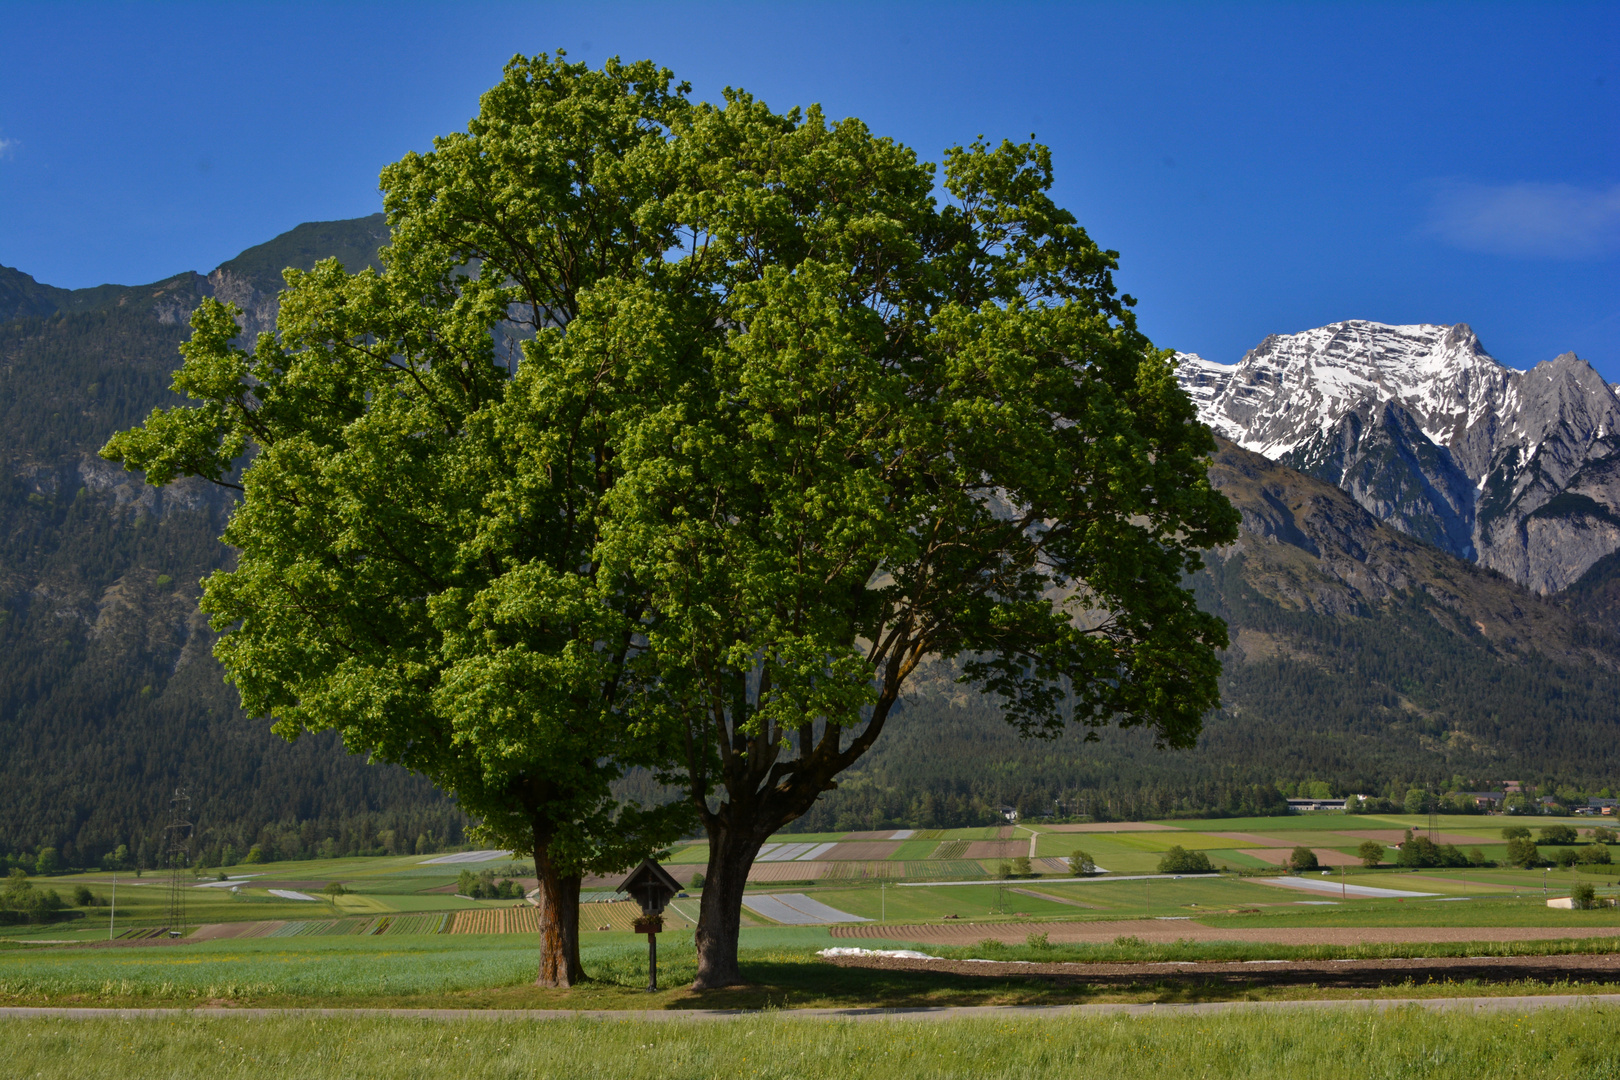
xmin=1178 ymin=320 xmax=1620 ymax=593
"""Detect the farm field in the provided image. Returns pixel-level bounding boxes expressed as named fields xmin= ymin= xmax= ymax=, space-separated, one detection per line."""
xmin=0 ymin=851 xmax=540 ymax=941
xmin=6 ymin=810 xmax=1620 ymax=1013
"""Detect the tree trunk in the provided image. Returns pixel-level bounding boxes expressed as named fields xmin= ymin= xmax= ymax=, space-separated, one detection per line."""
xmin=533 ymin=828 xmax=585 ymax=987
xmin=691 ymin=822 xmax=763 ymax=989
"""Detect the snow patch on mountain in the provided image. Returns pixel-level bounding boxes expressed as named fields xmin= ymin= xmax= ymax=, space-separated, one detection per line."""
xmin=1176 ymin=320 xmax=1620 ymax=593
xmin=1175 ymin=320 xmax=1520 ymax=474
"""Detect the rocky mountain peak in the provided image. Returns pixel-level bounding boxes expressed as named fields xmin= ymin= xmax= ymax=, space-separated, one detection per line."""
xmin=1179 ymin=321 xmax=1620 ymax=595
xmin=1443 ymin=322 xmax=1481 ymax=350
xmin=1177 ymin=319 xmax=1516 ymax=469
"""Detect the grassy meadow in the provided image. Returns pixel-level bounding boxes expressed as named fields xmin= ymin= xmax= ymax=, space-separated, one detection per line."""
xmin=7 ymin=1006 xmax=1620 ymax=1080
xmin=8 ymin=915 xmax=1620 ymax=1010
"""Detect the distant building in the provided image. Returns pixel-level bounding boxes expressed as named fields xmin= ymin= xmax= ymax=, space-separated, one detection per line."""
xmin=1287 ymin=798 xmax=1347 ymax=812
xmin=998 ymin=805 xmax=1019 ymax=822
xmin=1466 ymin=791 xmax=1504 ymax=809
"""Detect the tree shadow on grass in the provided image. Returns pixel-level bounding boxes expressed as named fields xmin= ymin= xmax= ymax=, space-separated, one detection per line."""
xmin=645 ymin=959 xmax=1268 ymax=1010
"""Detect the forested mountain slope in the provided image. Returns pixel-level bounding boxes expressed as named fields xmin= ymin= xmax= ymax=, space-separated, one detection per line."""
xmin=788 ymin=440 xmax=1620 ymax=829
xmin=0 ymin=217 xmax=462 ymax=868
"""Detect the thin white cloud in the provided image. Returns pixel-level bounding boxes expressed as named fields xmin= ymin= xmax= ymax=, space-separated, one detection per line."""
xmin=0 ymin=136 xmax=16 ymax=159
xmin=1426 ymin=180 xmax=1620 ymax=259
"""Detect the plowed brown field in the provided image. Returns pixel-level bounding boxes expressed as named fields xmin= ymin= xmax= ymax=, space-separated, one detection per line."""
xmin=820 ymin=842 xmax=903 ymax=861
xmin=747 ymin=862 xmax=832 ymax=882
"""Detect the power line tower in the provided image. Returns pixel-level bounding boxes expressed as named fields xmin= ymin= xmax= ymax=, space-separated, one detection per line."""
xmin=162 ymin=788 xmax=192 ymax=938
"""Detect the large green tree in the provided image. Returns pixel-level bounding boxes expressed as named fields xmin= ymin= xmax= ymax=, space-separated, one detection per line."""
xmin=101 ymin=55 xmax=696 ymax=987
xmin=107 ymin=53 xmax=1237 ymax=992
xmin=566 ymin=98 xmax=1240 ymax=986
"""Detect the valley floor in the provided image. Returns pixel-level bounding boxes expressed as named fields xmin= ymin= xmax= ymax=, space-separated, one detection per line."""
xmin=7 ymin=813 xmax=1620 ymax=1015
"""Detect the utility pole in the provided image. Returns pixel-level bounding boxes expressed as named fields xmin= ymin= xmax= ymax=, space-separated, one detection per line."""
xmin=163 ymin=788 xmax=192 ymax=938
xmin=881 ymin=881 xmax=886 ymax=923
xmin=108 ymin=873 xmax=116 ymax=941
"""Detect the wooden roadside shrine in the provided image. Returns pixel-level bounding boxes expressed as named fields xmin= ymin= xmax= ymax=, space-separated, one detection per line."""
xmin=618 ymin=858 xmax=682 ymax=991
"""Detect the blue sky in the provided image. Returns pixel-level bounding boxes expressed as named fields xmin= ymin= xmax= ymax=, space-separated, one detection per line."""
xmin=1 ymin=2 xmax=1616 ymax=375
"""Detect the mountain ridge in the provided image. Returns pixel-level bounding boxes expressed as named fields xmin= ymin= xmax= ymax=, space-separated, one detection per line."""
xmin=1179 ymin=320 xmax=1620 ymax=593
xmin=0 ymin=213 xmax=388 ymax=339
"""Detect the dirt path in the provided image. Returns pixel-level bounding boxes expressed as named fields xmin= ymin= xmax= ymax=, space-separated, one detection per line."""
xmin=1043 ymin=823 xmax=1181 ymax=833
xmin=831 ymin=920 xmax=1620 ymax=946
xmin=820 ymin=952 xmax=1620 ymax=989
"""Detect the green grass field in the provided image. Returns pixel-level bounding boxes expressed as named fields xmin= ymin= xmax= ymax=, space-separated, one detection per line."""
xmin=813 ymin=884 xmax=1085 ymax=922
xmin=7 ymin=1006 xmax=1620 ymax=1079
xmin=8 ymin=925 xmax=1620 ymax=1013
xmin=0 ymin=934 xmax=541 ymax=1000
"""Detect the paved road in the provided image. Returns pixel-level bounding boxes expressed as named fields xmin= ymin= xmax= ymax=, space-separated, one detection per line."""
xmin=3 ymin=995 xmax=1619 ymax=1022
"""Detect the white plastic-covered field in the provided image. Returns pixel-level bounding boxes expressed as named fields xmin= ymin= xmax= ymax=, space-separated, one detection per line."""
xmin=419 ymin=850 xmax=514 ymax=865
xmin=741 ymin=892 xmax=869 ymax=925
xmin=754 ymin=842 xmax=838 ymax=862
xmin=1256 ymin=876 xmax=1437 ymax=899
